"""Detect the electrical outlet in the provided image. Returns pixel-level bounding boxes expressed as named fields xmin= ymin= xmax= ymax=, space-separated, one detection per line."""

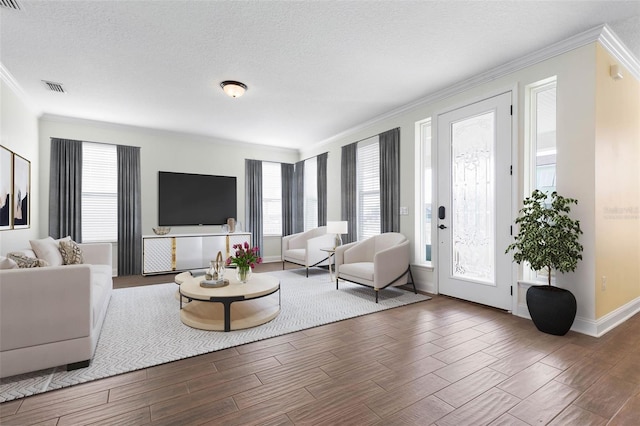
xmin=601 ymin=276 xmax=607 ymax=291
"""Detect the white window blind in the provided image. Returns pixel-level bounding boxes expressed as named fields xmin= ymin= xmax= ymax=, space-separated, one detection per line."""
xmin=357 ymin=137 xmax=380 ymax=240
xmin=262 ymin=162 xmax=282 ymax=236
xmin=82 ymin=142 xmax=117 ymax=242
xmin=303 ymin=156 xmax=318 ymax=231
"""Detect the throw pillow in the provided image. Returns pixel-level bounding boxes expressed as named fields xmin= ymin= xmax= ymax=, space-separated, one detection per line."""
xmin=59 ymin=240 xmax=83 ymax=265
xmin=7 ymin=252 xmax=50 ymax=268
xmin=0 ymin=256 xmax=18 ymax=269
xmin=29 ymin=236 xmax=71 ymax=266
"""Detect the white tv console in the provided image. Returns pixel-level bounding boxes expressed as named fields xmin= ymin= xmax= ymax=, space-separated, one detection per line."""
xmin=142 ymin=232 xmax=251 ymax=275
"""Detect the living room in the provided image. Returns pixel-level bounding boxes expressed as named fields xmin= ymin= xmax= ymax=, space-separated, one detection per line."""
xmin=1 ymin=1 xmax=639 ymax=424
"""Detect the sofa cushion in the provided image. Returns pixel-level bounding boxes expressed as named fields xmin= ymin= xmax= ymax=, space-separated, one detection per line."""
xmin=7 ymin=252 xmax=49 ymax=268
xmin=0 ymin=256 xmax=18 ymax=269
xmin=29 ymin=236 xmax=71 ymax=266
xmin=60 ymin=240 xmax=84 ymax=265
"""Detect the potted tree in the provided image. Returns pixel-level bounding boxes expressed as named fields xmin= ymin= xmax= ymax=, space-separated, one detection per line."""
xmin=506 ymin=190 xmax=584 ymax=335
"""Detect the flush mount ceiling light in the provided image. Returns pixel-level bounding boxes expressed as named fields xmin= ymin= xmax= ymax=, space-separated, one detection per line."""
xmin=220 ymin=81 xmax=247 ymax=98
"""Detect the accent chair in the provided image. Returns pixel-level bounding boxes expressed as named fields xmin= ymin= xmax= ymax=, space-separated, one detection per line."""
xmin=335 ymin=232 xmax=416 ymax=303
xmin=282 ymin=226 xmax=335 ymax=277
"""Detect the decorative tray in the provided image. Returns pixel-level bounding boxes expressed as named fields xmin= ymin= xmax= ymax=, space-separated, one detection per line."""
xmin=200 ymin=278 xmax=229 ymax=288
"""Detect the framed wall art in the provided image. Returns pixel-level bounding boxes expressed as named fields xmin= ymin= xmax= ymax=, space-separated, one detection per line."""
xmin=13 ymin=153 xmax=30 ymax=229
xmin=0 ymin=145 xmax=12 ymax=230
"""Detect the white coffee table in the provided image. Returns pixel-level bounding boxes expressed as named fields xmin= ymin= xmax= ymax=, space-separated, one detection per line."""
xmin=178 ymin=272 xmax=280 ymax=332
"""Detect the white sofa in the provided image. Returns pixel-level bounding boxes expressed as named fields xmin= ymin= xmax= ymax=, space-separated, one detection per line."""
xmin=282 ymin=226 xmax=335 ymax=277
xmin=335 ymin=232 xmax=416 ymax=303
xmin=0 ymin=243 xmax=112 ymax=378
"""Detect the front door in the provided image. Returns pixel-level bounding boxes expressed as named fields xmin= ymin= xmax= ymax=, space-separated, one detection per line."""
xmin=437 ymin=92 xmax=512 ymax=310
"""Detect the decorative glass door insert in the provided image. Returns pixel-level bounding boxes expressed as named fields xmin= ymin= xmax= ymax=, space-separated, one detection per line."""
xmin=451 ymin=111 xmax=495 ymax=285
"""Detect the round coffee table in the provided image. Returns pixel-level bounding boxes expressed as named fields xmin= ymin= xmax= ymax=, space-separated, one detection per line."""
xmin=178 ymin=272 xmax=280 ymax=332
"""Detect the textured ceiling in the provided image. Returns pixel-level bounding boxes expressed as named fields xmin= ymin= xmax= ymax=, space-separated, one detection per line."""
xmin=1 ymin=1 xmax=639 ymax=150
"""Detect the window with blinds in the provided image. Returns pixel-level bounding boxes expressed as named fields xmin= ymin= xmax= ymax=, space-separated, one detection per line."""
xmin=262 ymin=162 xmax=282 ymax=236
xmin=303 ymin=156 xmax=318 ymax=231
xmin=81 ymin=142 xmax=117 ymax=242
xmin=357 ymin=137 xmax=380 ymax=240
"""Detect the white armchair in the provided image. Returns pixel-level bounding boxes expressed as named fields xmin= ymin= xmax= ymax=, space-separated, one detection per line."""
xmin=282 ymin=226 xmax=335 ymax=277
xmin=335 ymin=232 xmax=416 ymax=303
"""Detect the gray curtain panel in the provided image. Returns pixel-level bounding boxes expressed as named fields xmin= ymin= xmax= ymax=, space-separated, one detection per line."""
xmin=49 ymin=138 xmax=83 ymax=241
xmin=379 ymin=127 xmax=400 ymax=233
xmin=317 ymin=152 xmax=328 ymax=227
xmin=294 ymin=160 xmax=304 ymax=233
xmin=341 ymin=143 xmax=357 ymax=243
xmin=281 ymin=162 xmax=295 ymax=236
xmin=117 ymin=145 xmax=142 ymax=276
xmin=245 ymin=159 xmax=263 ymax=256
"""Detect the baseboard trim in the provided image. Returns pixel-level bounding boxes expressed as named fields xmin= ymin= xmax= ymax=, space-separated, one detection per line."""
xmin=592 ymin=296 xmax=640 ymax=337
xmin=262 ymin=256 xmax=282 ymax=264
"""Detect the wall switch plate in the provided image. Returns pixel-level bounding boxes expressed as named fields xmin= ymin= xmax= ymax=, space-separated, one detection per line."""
xmin=400 ymin=207 xmax=409 ymax=215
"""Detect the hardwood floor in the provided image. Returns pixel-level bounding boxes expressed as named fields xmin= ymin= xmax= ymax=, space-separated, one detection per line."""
xmin=1 ymin=263 xmax=639 ymax=425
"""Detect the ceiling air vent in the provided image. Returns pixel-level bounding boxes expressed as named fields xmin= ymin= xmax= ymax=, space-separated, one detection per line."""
xmin=42 ymin=80 xmax=66 ymax=93
xmin=0 ymin=0 xmax=23 ymax=11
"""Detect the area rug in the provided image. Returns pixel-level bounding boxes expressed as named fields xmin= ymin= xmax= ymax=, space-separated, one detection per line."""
xmin=0 ymin=269 xmax=429 ymax=402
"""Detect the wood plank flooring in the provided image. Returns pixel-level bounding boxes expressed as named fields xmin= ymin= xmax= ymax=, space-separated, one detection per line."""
xmin=1 ymin=263 xmax=639 ymax=425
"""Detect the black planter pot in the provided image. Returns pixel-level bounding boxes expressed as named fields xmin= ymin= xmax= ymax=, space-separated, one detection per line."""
xmin=526 ymin=285 xmax=577 ymax=336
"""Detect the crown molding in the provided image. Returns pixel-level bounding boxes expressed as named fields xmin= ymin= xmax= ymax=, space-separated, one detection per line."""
xmin=313 ymin=24 xmax=639 ymax=150
xmin=0 ymin=62 xmax=40 ymax=115
xmin=40 ymin=113 xmax=299 ymax=155
xmin=598 ymin=24 xmax=640 ymax=81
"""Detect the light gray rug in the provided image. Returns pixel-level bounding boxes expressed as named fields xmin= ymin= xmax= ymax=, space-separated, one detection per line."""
xmin=0 ymin=269 xmax=429 ymax=402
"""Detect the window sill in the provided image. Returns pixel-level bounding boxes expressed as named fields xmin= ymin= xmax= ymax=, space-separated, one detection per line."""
xmin=411 ymin=263 xmax=434 ymax=272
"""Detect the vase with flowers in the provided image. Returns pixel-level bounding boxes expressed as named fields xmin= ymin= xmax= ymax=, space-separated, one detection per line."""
xmin=226 ymin=242 xmax=262 ymax=283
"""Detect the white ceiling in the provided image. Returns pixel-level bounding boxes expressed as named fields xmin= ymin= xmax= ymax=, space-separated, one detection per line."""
xmin=1 ymin=1 xmax=639 ymax=151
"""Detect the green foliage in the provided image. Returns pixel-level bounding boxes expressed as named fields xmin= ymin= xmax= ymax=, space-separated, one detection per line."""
xmin=506 ymin=190 xmax=584 ymax=286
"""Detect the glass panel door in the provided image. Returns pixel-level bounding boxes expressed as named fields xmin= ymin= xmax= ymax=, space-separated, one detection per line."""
xmin=437 ymin=92 xmax=512 ymax=311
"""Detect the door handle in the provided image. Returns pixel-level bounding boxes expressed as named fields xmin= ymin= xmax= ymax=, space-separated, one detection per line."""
xmin=438 ymin=224 xmax=447 ymax=229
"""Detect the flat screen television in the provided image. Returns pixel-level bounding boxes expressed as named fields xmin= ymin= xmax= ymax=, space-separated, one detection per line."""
xmin=158 ymin=171 xmax=237 ymax=226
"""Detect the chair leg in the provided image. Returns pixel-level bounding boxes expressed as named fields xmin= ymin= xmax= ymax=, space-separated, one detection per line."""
xmin=282 ymin=261 xmax=285 ymax=270
xmin=336 ymin=277 xmax=339 ymax=290
xmin=408 ymin=266 xmax=417 ymax=294
xmin=306 ymin=267 xmax=308 ymax=278
xmin=375 ymin=289 xmax=379 ymax=303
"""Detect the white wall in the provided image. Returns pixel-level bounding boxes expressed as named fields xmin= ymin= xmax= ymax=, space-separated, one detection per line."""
xmin=37 ymin=115 xmax=299 ymax=262
xmin=0 ymin=79 xmax=40 ymax=253
xmin=300 ymin=44 xmax=598 ymax=322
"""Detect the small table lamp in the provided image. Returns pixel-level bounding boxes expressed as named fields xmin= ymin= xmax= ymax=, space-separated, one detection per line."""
xmin=327 ymin=221 xmax=348 ymax=248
